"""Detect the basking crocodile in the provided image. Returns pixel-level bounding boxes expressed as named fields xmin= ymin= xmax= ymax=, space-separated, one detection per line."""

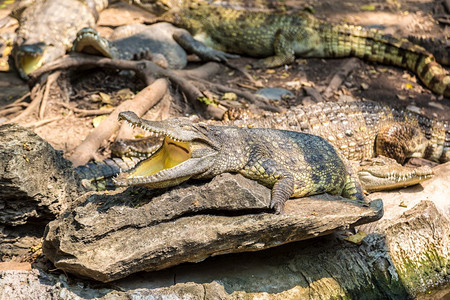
xmin=127 ymin=0 xmax=450 ymax=97
xmin=114 ymin=111 xmax=367 ymax=214
xmin=7 ymin=0 xmax=108 ymax=79
xmin=77 ymin=100 xmax=444 ymax=197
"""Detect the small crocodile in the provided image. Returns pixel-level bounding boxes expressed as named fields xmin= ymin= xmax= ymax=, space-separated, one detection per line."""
xmin=129 ymin=0 xmax=450 ymax=97
xmin=7 ymin=0 xmax=108 ymax=79
xmin=114 ymin=111 xmax=367 ymax=214
xmin=77 ymin=100 xmax=446 ymax=193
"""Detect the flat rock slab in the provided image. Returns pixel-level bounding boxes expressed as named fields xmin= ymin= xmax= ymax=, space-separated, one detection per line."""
xmin=43 ymin=173 xmax=382 ymax=282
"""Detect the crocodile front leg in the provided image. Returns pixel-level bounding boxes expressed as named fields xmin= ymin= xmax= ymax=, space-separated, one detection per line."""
xmin=269 ymin=171 xmax=295 ymax=214
xmin=253 ymin=28 xmax=296 ymax=68
xmin=172 ymin=28 xmax=239 ymax=63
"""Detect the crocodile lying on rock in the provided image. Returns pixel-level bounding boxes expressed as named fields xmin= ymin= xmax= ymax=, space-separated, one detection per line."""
xmin=6 ymin=0 xmax=108 ymax=79
xmin=77 ymin=100 xmax=446 ymax=208
xmin=114 ymin=111 xmax=368 ymax=214
xmin=128 ymin=0 xmax=450 ymax=97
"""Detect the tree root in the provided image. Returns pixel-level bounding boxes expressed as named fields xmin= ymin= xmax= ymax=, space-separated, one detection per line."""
xmin=5 ymin=71 xmax=61 ymax=124
xmin=68 ymin=78 xmax=169 ymax=167
xmin=28 ymin=54 xmax=228 ymax=119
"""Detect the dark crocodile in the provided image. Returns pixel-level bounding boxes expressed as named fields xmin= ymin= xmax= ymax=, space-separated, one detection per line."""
xmin=72 ymin=23 xmax=188 ymax=69
xmin=72 ymin=20 xmax=238 ymax=69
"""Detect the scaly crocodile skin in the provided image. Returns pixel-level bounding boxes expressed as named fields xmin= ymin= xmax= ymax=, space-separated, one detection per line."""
xmin=113 ymin=111 xmax=367 ymax=214
xmin=130 ymin=0 xmax=450 ymax=97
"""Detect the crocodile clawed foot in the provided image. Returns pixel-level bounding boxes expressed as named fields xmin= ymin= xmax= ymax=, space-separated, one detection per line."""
xmin=204 ymin=49 xmax=239 ymax=63
xmin=270 ymin=201 xmax=285 ymax=215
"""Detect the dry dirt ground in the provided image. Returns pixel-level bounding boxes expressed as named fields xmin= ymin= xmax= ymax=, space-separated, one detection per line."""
xmin=0 ymin=0 xmax=449 ymax=159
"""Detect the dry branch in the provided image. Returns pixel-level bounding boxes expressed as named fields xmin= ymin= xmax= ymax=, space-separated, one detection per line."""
xmin=56 ymin=102 xmax=115 ymax=117
xmin=6 ymin=81 xmax=44 ymax=124
xmin=323 ymin=58 xmax=360 ymax=98
xmin=68 ymin=78 xmax=169 ymax=167
xmin=38 ymin=71 xmax=61 ymax=119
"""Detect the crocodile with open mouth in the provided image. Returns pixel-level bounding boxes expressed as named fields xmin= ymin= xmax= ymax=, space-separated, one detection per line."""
xmin=114 ymin=110 xmax=368 ymax=214
xmin=8 ymin=0 xmax=108 ymax=79
xmin=76 ymin=100 xmax=444 ymax=194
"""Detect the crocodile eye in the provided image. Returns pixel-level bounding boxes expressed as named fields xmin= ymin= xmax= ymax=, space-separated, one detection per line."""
xmin=198 ymin=122 xmax=208 ymax=129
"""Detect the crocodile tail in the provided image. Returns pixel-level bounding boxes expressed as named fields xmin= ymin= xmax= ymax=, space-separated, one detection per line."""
xmin=318 ymin=23 xmax=450 ymax=97
xmin=406 ymin=36 xmax=449 ymax=66
xmin=75 ymin=157 xmax=141 ymax=191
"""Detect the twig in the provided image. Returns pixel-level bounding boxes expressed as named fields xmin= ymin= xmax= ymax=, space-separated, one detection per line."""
xmin=56 ymin=102 xmax=115 ymax=116
xmin=224 ymin=62 xmax=261 ymax=87
xmin=11 ymin=92 xmax=31 ymax=105
xmin=68 ymin=78 xmax=169 ymax=167
xmin=192 ymin=76 xmax=282 ymax=112
xmin=303 ymin=86 xmax=324 ymax=103
xmin=23 ymin=116 xmax=62 ymax=129
xmin=39 ymin=71 xmax=61 ymax=119
xmin=323 ymin=58 xmax=360 ymax=99
xmin=0 ymin=106 xmax=22 ymax=117
xmin=6 ymin=81 xmax=44 ymax=124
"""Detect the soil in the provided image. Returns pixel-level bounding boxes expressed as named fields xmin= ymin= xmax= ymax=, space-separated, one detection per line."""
xmin=0 ymin=0 xmax=449 ymax=160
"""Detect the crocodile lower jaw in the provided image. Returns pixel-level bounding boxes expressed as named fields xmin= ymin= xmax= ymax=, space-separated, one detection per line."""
xmin=357 ymin=170 xmax=433 ymax=192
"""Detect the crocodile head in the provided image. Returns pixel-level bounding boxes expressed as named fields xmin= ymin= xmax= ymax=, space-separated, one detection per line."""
xmin=114 ymin=111 xmax=221 ymax=188
xmin=72 ymin=27 xmax=119 ymax=58
xmin=357 ymin=156 xmax=434 ymax=192
xmin=13 ymin=42 xmax=65 ymax=79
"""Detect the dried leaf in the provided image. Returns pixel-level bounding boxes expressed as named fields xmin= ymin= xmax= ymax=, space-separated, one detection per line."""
xmin=90 ymin=94 xmax=102 ymax=102
xmin=116 ymin=88 xmax=134 ymax=100
xmin=361 ymin=4 xmax=376 ymax=11
xmin=344 ymin=231 xmax=367 ymax=245
xmin=265 ymin=69 xmax=276 ymax=74
xmin=99 ymin=92 xmax=113 ymax=104
xmin=361 ymin=83 xmax=369 ymax=90
xmin=92 ymin=115 xmax=108 ymax=128
xmin=222 ymin=92 xmax=237 ymax=101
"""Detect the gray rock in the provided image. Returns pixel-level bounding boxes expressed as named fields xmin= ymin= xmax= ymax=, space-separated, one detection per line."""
xmin=255 ymin=88 xmax=294 ymax=101
xmin=4 ymin=164 xmax=449 ymax=299
xmin=43 ymin=172 xmax=382 ymax=282
xmin=0 ymin=124 xmax=80 ymax=226
xmin=0 ymin=124 xmax=81 ymax=257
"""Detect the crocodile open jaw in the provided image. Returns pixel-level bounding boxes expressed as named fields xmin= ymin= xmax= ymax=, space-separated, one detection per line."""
xmin=113 ymin=111 xmax=216 ymax=188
